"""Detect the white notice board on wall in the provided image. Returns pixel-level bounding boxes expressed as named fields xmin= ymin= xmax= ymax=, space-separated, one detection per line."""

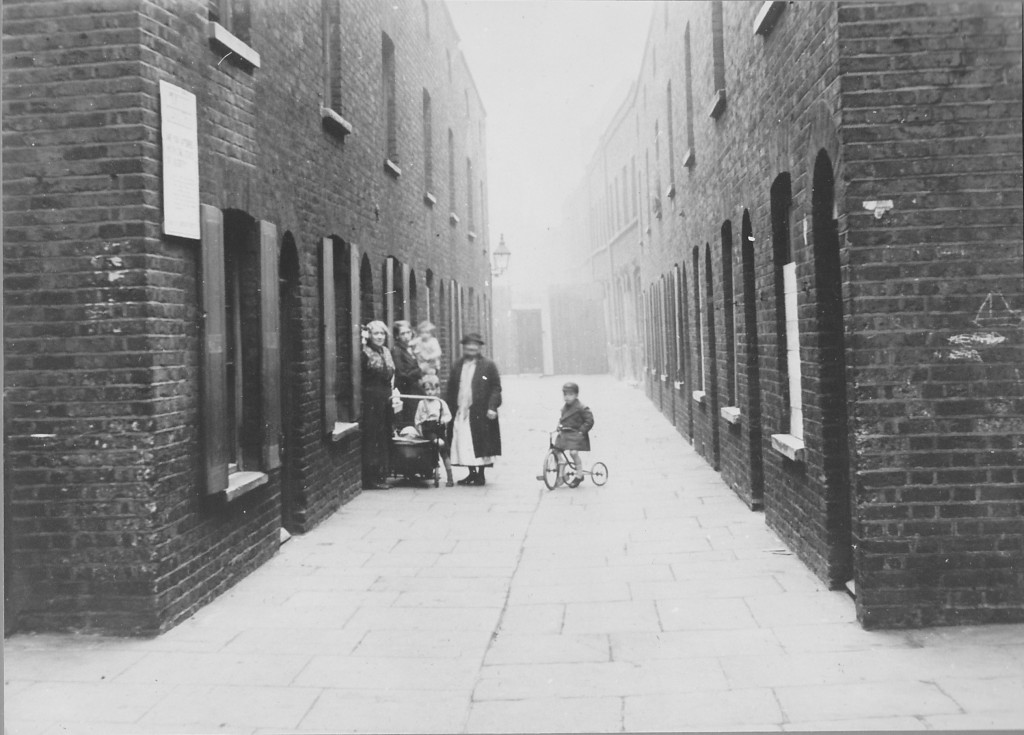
xmin=159 ymin=80 xmax=200 ymax=240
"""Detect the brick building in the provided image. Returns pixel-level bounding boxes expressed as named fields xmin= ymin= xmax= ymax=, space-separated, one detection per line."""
xmin=566 ymin=1 xmax=1023 ymax=628
xmin=4 ymin=0 xmax=492 ymax=634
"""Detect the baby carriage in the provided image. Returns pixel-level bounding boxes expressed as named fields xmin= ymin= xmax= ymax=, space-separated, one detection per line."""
xmin=389 ymin=394 xmax=443 ymax=487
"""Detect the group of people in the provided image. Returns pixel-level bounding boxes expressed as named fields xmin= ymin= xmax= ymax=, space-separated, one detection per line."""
xmin=360 ymin=319 xmax=503 ymax=489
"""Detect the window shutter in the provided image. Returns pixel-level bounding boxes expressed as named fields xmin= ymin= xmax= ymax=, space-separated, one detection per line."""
xmin=259 ymin=220 xmax=282 ymax=470
xmin=349 ymin=243 xmax=362 ymax=420
xmin=321 ymin=238 xmax=338 ymax=432
xmin=200 ymin=205 xmax=229 ymax=495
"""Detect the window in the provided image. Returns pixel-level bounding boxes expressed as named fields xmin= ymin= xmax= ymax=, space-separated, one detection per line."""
xmin=722 ymin=221 xmax=736 ymax=407
xmin=320 ymin=0 xmax=351 ymax=135
xmin=425 ymin=269 xmax=434 ymax=324
xmin=198 ymin=205 xmax=281 ymax=497
xmin=382 ymin=33 xmax=399 ymax=171
xmin=683 ymin=23 xmax=696 ymax=167
xmin=321 ymin=237 xmax=359 ymax=430
xmin=448 ymin=129 xmax=457 ymax=220
xmin=208 ymin=0 xmax=260 ymax=68
xmin=693 ymin=246 xmax=705 ymax=394
xmin=709 ymin=1 xmax=727 ymax=119
xmin=771 ymin=173 xmax=802 ymax=440
xmin=674 ymin=265 xmax=686 ymax=384
xmin=422 ymin=0 xmax=430 ymax=38
xmin=422 ymin=90 xmax=434 ymax=198
xmin=666 ymin=81 xmax=676 ymax=192
xmin=466 ymin=158 xmax=475 ymax=234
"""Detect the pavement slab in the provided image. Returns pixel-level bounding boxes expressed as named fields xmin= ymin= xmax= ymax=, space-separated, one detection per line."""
xmin=5 ymin=375 xmax=1024 ymax=733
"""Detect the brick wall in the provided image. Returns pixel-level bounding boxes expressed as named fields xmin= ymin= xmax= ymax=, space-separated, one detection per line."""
xmin=565 ymin=0 xmax=1023 ymax=627
xmin=4 ymin=0 xmax=490 ymax=634
xmin=837 ymin=1 xmax=1024 ymax=628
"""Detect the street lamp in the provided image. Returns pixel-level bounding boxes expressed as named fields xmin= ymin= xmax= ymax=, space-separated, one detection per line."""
xmin=491 ymin=234 xmax=511 ymax=277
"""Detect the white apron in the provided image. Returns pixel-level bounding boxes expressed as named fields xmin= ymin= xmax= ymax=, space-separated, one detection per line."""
xmin=450 ymin=359 xmax=493 ymax=467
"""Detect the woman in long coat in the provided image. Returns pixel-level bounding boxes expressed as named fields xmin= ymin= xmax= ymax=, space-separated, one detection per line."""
xmin=445 ymin=333 xmax=502 ymax=486
xmin=361 ymin=320 xmax=395 ymax=488
xmin=390 ymin=320 xmax=423 ymax=426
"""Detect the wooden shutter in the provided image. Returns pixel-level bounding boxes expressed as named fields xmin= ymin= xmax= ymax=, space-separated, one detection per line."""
xmin=200 ymin=205 xmax=229 ymax=495
xmin=321 ymin=238 xmax=338 ymax=432
xmin=350 ymin=243 xmax=362 ymax=420
xmin=259 ymin=220 xmax=282 ymax=470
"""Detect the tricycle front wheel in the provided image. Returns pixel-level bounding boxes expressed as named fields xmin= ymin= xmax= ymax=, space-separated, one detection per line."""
xmin=542 ymin=450 xmax=563 ymax=491
xmin=591 ymin=462 xmax=608 ymax=486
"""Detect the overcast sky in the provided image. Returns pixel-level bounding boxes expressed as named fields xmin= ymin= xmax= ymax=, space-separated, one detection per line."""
xmin=446 ymin=1 xmax=654 ymax=286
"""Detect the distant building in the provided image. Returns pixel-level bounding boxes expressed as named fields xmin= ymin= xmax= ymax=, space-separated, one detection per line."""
xmin=3 ymin=0 xmax=492 ymax=634
xmin=565 ymin=1 xmax=1024 ymax=628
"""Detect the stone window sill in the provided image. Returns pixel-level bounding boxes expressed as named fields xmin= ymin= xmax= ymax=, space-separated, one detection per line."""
xmin=683 ymin=148 xmax=696 ymax=169
xmin=330 ymin=421 xmax=360 ymax=443
xmin=424 ymin=192 xmax=437 ymax=207
xmin=223 ymin=470 xmax=268 ymax=502
xmin=385 ymin=159 xmax=402 ymax=177
xmin=449 ymin=212 xmax=460 ymax=225
xmin=754 ymin=1 xmax=787 ymax=36
xmin=692 ymin=390 xmax=707 ymax=405
xmin=673 ymin=380 xmax=684 ymax=390
xmin=209 ymin=21 xmax=261 ymax=69
xmin=708 ymin=89 xmax=727 ymax=120
xmin=468 ymin=231 xmax=477 ymax=241
xmin=321 ymin=107 xmax=353 ymax=137
xmin=720 ymin=406 xmax=742 ymax=425
xmin=771 ymin=433 xmax=805 ymax=462
xmin=665 ymin=183 xmax=676 ymax=199
xmin=660 ymin=373 xmax=668 ymax=382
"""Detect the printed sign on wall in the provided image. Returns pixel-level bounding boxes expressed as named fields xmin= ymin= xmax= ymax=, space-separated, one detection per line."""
xmin=159 ymin=80 xmax=200 ymax=240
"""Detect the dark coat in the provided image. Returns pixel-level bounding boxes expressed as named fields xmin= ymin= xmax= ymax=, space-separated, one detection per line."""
xmin=555 ymin=399 xmax=594 ymax=452
xmin=446 ymin=356 xmax=502 ymax=458
xmin=392 ymin=344 xmax=424 ymax=425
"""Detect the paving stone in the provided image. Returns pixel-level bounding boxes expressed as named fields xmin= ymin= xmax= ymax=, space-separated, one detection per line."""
xmin=562 ymin=600 xmax=662 ymax=634
xmin=465 ymin=696 xmax=622 ymax=733
xmin=353 ymin=629 xmax=493 ymax=659
xmin=656 ymin=597 xmax=759 ymax=630
xmin=293 ymin=656 xmax=481 ymax=691
xmin=343 ymin=606 xmax=501 ymax=633
xmin=114 ymin=652 xmax=312 ymax=687
xmin=781 ymin=716 xmax=925 ymax=731
xmin=775 ymin=680 xmax=961 ymax=721
xmin=4 ymin=681 xmax=174 ymax=724
xmin=744 ymin=591 xmax=858 ymax=627
xmin=484 ymin=633 xmax=610 ymax=665
xmin=495 ymin=604 xmax=565 ymax=634
xmin=611 ymin=628 xmax=784 ymax=661
xmin=930 ymin=675 xmax=1024 ymax=711
xmin=136 ymin=684 xmax=321 ymax=730
xmin=299 ymin=689 xmax=471 ymax=733
xmin=624 ymin=689 xmax=783 ymax=730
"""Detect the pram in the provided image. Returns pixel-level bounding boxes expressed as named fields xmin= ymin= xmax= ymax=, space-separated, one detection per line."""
xmin=389 ymin=394 xmax=443 ymax=487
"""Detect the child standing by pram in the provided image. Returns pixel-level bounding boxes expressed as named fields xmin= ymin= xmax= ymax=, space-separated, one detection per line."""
xmin=414 ymin=374 xmax=455 ymax=487
xmin=554 ymin=382 xmax=594 ymax=488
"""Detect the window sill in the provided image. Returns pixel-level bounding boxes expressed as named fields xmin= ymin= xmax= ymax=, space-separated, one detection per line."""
xmin=708 ymin=89 xmax=727 ymax=120
xmin=208 ymin=21 xmax=261 ymax=69
xmin=665 ymin=183 xmax=676 ymax=199
xmin=468 ymin=231 xmax=477 ymax=241
xmin=692 ymin=390 xmax=707 ymax=405
xmin=754 ymin=0 xmax=787 ymax=36
xmin=449 ymin=211 xmax=460 ymax=225
xmin=720 ymin=406 xmax=742 ymax=425
xmin=223 ymin=470 xmax=269 ymax=502
xmin=424 ymin=192 xmax=437 ymax=207
xmin=660 ymin=373 xmax=668 ymax=383
xmin=683 ymin=148 xmax=696 ymax=169
xmin=330 ymin=421 xmax=360 ymax=443
xmin=771 ymin=433 xmax=805 ymax=462
xmin=384 ymin=159 xmax=402 ymax=177
xmin=321 ymin=107 xmax=353 ymax=137
xmin=673 ymin=380 xmax=684 ymax=390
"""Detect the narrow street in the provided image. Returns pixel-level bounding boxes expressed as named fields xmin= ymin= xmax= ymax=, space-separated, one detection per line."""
xmin=5 ymin=375 xmax=1024 ymax=734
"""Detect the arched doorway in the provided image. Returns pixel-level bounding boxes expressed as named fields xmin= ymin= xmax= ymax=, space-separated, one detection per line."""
xmin=741 ymin=209 xmax=765 ymax=506
xmin=812 ymin=150 xmax=853 ymax=587
xmin=360 ymin=253 xmax=375 ymax=324
xmin=705 ymin=243 xmax=720 ymax=469
xmin=278 ymin=234 xmax=301 ymax=533
xmin=409 ymin=269 xmax=419 ymax=326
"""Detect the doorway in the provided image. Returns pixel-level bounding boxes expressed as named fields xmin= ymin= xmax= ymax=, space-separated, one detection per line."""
xmin=278 ymin=236 xmax=301 ymax=533
xmin=812 ymin=151 xmax=853 ymax=587
xmin=514 ymin=309 xmax=544 ymax=373
xmin=741 ymin=210 xmax=765 ymax=506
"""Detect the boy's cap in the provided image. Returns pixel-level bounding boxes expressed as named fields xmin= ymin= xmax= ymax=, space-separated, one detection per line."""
xmin=562 ymin=382 xmax=579 ymax=394
xmin=461 ymin=332 xmax=485 ymax=345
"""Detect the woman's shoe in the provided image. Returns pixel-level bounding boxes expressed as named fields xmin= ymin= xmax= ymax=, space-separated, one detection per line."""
xmin=445 ymin=480 xmax=455 ymax=487
xmin=456 ymin=475 xmax=476 ymax=486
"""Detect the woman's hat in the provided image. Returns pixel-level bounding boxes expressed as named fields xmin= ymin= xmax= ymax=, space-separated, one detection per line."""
xmin=460 ymin=332 xmax=485 ymax=346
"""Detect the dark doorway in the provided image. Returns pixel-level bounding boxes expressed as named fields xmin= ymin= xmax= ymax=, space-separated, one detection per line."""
xmin=812 ymin=150 xmax=853 ymax=587
xmin=278 ymin=235 xmax=302 ymax=533
xmin=515 ymin=309 xmax=544 ymax=373
xmin=741 ymin=210 xmax=765 ymax=506
xmin=359 ymin=254 xmax=375 ymax=324
xmin=705 ymin=243 xmax=720 ymax=469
